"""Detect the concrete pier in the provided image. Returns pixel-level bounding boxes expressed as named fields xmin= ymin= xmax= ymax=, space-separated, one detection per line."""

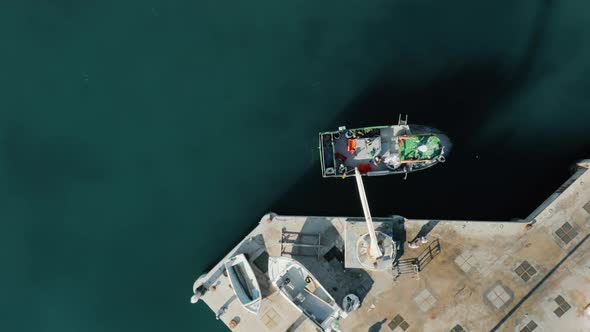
xmin=192 ymin=161 xmax=590 ymax=331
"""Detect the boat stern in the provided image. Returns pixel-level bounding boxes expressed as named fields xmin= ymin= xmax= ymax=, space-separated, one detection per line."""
xmin=319 ymin=131 xmax=337 ymax=177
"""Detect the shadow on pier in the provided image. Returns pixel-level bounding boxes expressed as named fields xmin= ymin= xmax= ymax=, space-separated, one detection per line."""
xmin=409 ymin=220 xmax=440 ymax=243
xmin=281 ymin=217 xmax=375 ymax=306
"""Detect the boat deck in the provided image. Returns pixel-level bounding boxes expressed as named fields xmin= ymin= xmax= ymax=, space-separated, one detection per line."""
xmin=193 ymin=162 xmax=590 ymax=331
xmin=332 ymin=127 xmax=404 ymax=173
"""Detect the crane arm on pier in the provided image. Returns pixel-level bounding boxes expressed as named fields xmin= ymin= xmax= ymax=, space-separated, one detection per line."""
xmin=354 ymin=168 xmax=383 ymax=258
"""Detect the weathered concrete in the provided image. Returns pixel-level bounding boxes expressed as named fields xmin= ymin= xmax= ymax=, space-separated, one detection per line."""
xmin=192 ymin=161 xmax=590 ymax=331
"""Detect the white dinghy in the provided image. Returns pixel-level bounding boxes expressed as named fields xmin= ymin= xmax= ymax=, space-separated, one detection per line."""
xmin=268 ymin=256 xmax=344 ymax=331
xmin=224 ymin=254 xmax=262 ymax=314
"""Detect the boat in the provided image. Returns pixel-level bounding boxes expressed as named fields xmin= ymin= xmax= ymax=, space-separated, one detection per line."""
xmin=268 ymin=256 xmax=344 ymax=331
xmin=224 ymin=254 xmax=262 ymax=314
xmin=318 ymin=115 xmax=450 ymax=178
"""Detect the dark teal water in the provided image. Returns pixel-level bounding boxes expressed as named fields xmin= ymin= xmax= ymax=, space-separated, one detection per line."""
xmin=1 ymin=1 xmax=589 ymax=331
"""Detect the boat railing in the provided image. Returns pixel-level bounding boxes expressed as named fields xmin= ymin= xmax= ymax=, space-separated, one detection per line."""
xmin=319 ymin=133 xmax=336 ymax=176
xmin=398 ymin=114 xmax=408 ymax=125
xmin=367 ymin=170 xmax=391 ymax=176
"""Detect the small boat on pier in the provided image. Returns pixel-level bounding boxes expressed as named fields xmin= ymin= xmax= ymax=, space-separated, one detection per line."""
xmin=224 ymin=254 xmax=262 ymax=314
xmin=268 ymin=256 xmax=344 ymax=331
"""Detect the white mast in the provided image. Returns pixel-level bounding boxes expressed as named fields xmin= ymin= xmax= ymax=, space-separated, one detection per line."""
xmin=354 ymin=167 xmax=383 ymax=258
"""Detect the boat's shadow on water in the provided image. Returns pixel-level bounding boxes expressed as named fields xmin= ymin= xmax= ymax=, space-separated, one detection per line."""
xmin=271 ymin=59 xmax=589 ymax=220
xmin=269 ymin=0 xmax=590 ymax=221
